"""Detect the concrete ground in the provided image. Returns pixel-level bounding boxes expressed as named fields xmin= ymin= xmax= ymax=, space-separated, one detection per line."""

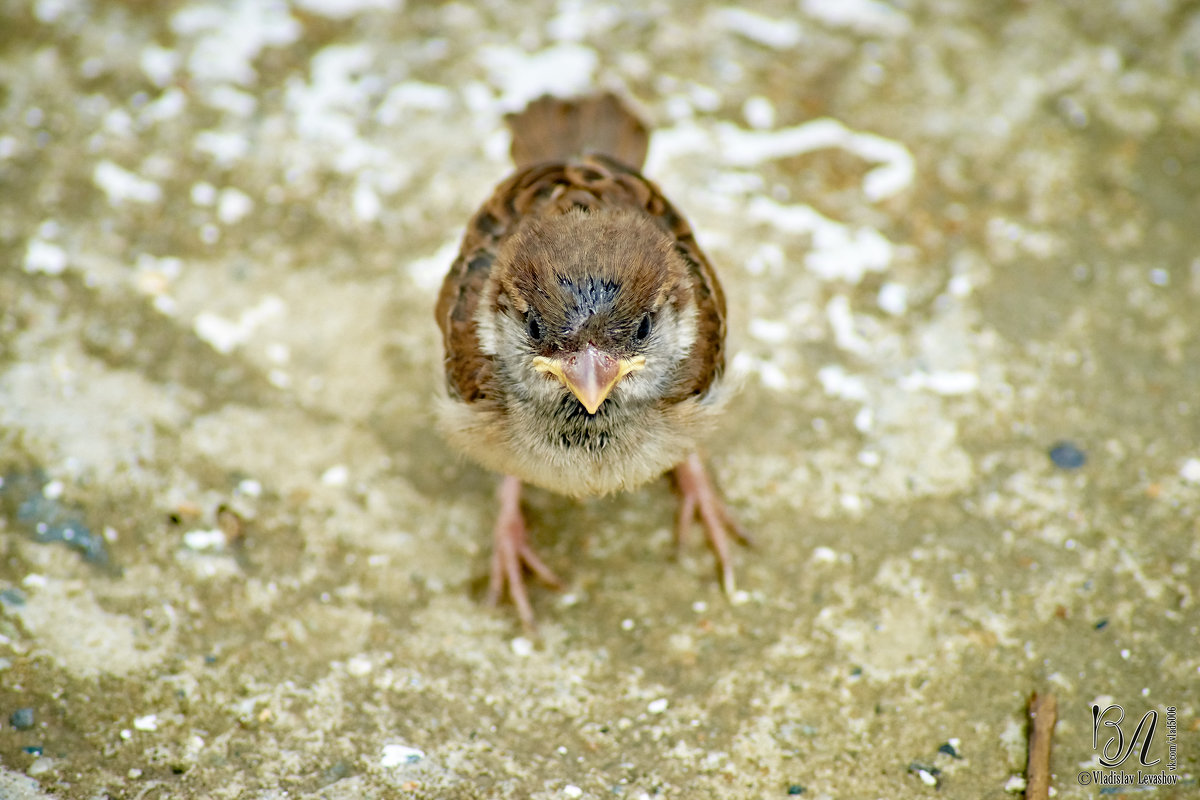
xmin=1 ymin=0 xmax=1197 ymax=798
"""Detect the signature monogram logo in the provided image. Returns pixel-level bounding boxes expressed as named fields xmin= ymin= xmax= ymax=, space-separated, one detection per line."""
xmin=1092 ymin=703 xmax=1160 ymax=768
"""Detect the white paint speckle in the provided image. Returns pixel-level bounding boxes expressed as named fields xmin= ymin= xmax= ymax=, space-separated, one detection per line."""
xmin=321 ymin=464 xmax=349 ymax=486
xmin=140 ymin=44 xmax=180 ymax=87
xmin=293 ymin=0 xmax=402 ymax=19
xmin=237 ymin=478 xmax=263 ymax=497
xmin=24 ymin=238 xmax=69 ymax=274
xmin=217 ymin=187 xmax=254 ymax=224
xmin=742 ymin=95 xmax=776 ymax=129
xmin=380 ymin=743 xmax=424 ymax=767
xmin=948 ymin=274 xmax=972 ymax=297
xmin=709 ymin=7 xmax=802 ymax=49
xmin=802 ymin=0 xmax=911 ymax=36
xmin=510 ymin=636 xmax=534 ymax=657
xmin=205 ymin=85 xmax=257 ymax=117
xmin=1179 ymin=458 xmax=1200 ymax=483
xmin=377 ymin=81 xmax=455 ymax=123
xmin=811 ymin=546 xmax=838 ymax=564
xmin=715 ymin=118 xmax=914 ymax=201
xmin=563 ymin=785 xmax=583 ymax=799
xmin=1004 ymin=775 xmax=1027 ymax=793
xmin=191 ymin=182 xmax=218 ymax=206
xmin=353 ymin=180 xmax=381 ymax=223
xmin=748 ymin=197 xmax=893 ymax=283
xmin=745 ymin=242 xmax=786 ymax=276
xmin=877 ymin=282 xmax=908 ymax=315
xmin=140 ymin=88 xmax=188 ymax=124
xmin=171 ymin=0 xmax=301 ymax=87
xmin=42 ymin=480 xmax=65 ymax=499
xmin=183 ymin=529 xmax=226 ymax=551
xmin=93 ymin=160 xmax=163 ymax=205
xmin=620 ymin=618 xmax=635 ymax=631
xmin=748 ymin=318 xmax=789 ymax=344
xmin=547 ymin=0 xmax=620 ymax=42
xmin=193 ymin=296 xmax=285 ymax=355
xmin=647 ymin=698 xmax=669 ymax=714
xmin=899 ymin=370 xmax=979 ymax=395
xmin=132 ymin=713 xmax=158 ymax=732
xmin=817 ymin=365 xmax=869 ymax=402
xmin=826 ymin=295 xmax=873 ymax=355
xmin=477 ymin=43 xmax=598 ymax=111
xmin=194 ymin=129 xmax=250 ymax=167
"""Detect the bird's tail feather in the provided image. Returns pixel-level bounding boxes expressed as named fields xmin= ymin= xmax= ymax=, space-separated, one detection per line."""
xmin=506 ymin=93 xmax=649 ymax=170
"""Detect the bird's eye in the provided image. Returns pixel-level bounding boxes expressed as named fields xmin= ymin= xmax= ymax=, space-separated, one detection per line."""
xmin=526 ymin=312 xmax=543 ymax=342
xmin=634 ymin=313 xmax=653 ymax=342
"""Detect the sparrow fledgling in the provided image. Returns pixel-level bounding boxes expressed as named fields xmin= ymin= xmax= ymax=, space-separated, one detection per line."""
xmin=435 ymin=93 xmax=745 ymax=627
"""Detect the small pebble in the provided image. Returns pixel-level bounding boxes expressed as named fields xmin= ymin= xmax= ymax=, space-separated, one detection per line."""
xmin=907 ymin=762 xmax=940 ymax=787
xmin=1004 ymin=775 xmax=1027 ymax=793
xmin=1094 ymin=618 xmax=1108 ymax=630
xmin=647 ymin=698 xmax=669 ymax=714
xmin=938 ymin=738 xmax=962 ymax=758
xmin=27 ymin=757 xmax=55 ymax=775
xmin=22 ymin=746 xmax=43 ymax=756
xmin=510 ymin=637 xmax=534 ymax=657
xmin=563 ymin=785 xmax=583 ymax=798
xmin=1049 ymin=441 xmax=1086 ymax=469
xmin=10 ymin=707 xmax=35 ymax=730
xmin=787 ymin=785 xmax=806 ymax=795
xmin=380 ymin=744 xmax=424 ymax=767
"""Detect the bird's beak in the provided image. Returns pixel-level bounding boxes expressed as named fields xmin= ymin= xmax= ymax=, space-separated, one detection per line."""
xmin=533 ymin=345 xmax=646 ymax=415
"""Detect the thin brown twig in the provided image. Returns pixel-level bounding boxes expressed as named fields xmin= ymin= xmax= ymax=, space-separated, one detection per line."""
xmin=1026 ymin=691 xmax=1058 ymax=800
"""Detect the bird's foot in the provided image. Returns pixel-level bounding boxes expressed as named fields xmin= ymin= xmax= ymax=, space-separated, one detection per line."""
xmin=671 ymin=453 xmax=750 ymax=595
xmin=488 ymin=475 xmax=563 ymax=629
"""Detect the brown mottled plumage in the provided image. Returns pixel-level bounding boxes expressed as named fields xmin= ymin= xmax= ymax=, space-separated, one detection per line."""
xmin=435 ymin=93 xmax=744 ymax=627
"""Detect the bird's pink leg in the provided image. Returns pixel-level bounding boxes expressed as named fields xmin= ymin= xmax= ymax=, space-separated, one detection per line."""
xmin=488 ymin=475 xmax=563 ymax=628
xmin=671 ymin=453 xmax=750 ymax=595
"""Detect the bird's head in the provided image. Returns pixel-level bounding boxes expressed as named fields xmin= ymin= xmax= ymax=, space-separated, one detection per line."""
xmin=480 ymin=207 xmax=699 ymax=415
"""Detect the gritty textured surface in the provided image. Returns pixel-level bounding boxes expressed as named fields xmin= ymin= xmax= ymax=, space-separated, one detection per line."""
xmin=1 ymin=1 xmax=1198 ymax=798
